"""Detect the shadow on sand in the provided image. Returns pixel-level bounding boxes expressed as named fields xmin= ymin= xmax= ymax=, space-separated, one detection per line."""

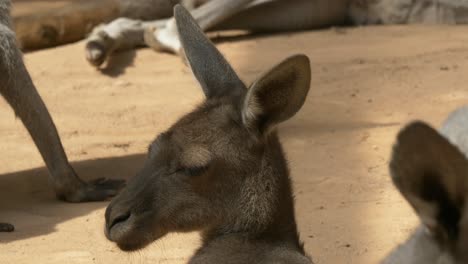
xmin=0 ymin=153 xmax=146 ymax=243
xmin=99 ymin=49 xmax=138 ymax=77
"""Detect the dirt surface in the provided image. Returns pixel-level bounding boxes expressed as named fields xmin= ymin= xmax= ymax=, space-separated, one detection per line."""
xmin=2 ymin=9 xmax=468 ymax=262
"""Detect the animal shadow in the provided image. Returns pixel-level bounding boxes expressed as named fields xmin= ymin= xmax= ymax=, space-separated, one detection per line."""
xmin=0 ymin=153 xmax=145 ymax=243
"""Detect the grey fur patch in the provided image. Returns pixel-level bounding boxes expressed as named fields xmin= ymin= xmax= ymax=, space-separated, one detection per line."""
xmin=0 ymin=25 xmax=16 ymax=69
xmin=350 ymin=0 xmax=468 ymax=24
xmin=440 ymin=106 xmax=468 ymax=158
xmin=383 ymin=227 xmax=455 ymax=264
xmin=230 ymin=157 xmax=279 ymax=232
xmin=0 ymin=0 xmax=11 ymax=27
xmin=0 ymin=0 xmax=18 ymax=82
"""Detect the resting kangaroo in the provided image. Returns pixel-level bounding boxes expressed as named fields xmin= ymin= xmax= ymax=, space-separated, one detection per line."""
xmin=85 ymin=0 xmax=468 ymax=67
xmin=0 ymin=0 xmax=123 ymax=232
xmin=383 ymin=107 xmax=468 ymax=264
xmin=104 ymin=5 xmax=312 ymax=263
xmin=12 ymin=0 xmax=468 ymax=52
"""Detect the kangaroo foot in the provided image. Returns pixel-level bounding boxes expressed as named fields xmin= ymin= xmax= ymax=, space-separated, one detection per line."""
xmin=85 ymin=27 xmax=115 ymax=67
xmin=53 ymin=169 xmax=125 ymax=203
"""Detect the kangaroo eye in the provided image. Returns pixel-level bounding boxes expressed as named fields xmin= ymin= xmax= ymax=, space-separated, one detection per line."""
xmin=183 ymin=165 xmax=208 ymax=177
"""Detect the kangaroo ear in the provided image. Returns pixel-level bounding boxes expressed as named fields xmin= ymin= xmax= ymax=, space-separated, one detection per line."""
xmin=174 ymin=4 xmax=246 ymax=99
xmin=390 ymin=121 xmax=468 ymax=245
xmin=242 ymin=54 xmax=311 ymax=135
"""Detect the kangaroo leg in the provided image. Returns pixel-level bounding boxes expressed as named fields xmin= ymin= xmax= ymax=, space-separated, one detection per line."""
xmin=86 ymin=18 xmax=151 ymax=67
xmin=0 ymin=3 xmax=124 ymax=218
xmin=143 ymin=0 xmax=256 ymax=54
xmin=85 ymin=0 xmax=180 ymax=67
xmin=144 ymin=0 xmax=349 ymax=55
xmin=213 ymin=0 xmax=349 ymax=31
xmin=86 ymin=18 xmax=179 ymax=67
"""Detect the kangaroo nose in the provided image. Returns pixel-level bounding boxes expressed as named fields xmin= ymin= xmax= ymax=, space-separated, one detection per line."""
xmin=105 ymin=205 xmax=131 ymax=235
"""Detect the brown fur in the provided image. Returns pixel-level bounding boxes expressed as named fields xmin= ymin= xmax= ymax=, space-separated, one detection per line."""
xmin=383 ymin=108 xmax=468 ymax=263
xmin=104 ymin=5 xmax=312 ymax=263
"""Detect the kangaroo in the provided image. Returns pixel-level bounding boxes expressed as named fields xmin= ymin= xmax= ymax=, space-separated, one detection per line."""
xmin=104 ymin=5 xmax=312 ymax=263
xmin=85 ymin=0 xmax=468 ymax=67
xmin=12 ymin=0 xmax=468 ymax=53
xmin=0 ymin=0 xmax=124 ymax=232
xmin=85 ymin=0 xmax=347 ymax=67
xmin=382 ymin=107 xmax=468 ymax=264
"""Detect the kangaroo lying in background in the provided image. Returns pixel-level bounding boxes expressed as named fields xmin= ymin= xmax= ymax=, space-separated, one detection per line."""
xmin=85 ymin=0 xmax=346 ymax=67
xmin=0 ymin=0 xmax=123 ymax=232
xmin=382 ymin=107 xmax=468 ymax=264
xmin=12 ymin=0 xmax=468 ymax=52
xmin=85 ymin=0 xmax=468 ymax=67
xmin=104 ymin=5 xmax=312 ymax=263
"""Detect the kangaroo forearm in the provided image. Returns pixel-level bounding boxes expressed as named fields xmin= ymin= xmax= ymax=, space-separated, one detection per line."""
xmin=0 ymin=36 xmax=70 ymax=175
xmin=1 ymin=0 xmax=124 ymax=204
xmin=2 ymin=82 xmax=71 ymax=175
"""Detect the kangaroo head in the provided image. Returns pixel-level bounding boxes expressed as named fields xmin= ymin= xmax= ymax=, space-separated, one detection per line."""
xmin=104 ymin=5 xmax=311 ymax=251
xmin=384 ymin=122 xmax=468 ymax=264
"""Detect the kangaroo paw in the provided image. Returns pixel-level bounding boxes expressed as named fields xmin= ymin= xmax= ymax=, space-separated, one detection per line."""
xmin=54 ymin=171 xmax=126 ymax=203
xmin=85 ymin=28 xmax=115 ymax=67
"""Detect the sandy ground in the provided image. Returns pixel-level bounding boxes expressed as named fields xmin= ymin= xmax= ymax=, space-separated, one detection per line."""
xmin=3 ymin=3 xmax=468 ymax=263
